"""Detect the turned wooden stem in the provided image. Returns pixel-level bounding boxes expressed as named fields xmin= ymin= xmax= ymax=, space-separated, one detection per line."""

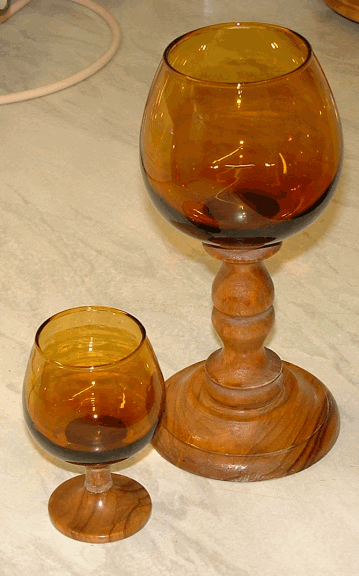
xmin=85 ymin=465 xmax=113 ymax=493
xmin=203 ymin=242 xmax=283 ymax=409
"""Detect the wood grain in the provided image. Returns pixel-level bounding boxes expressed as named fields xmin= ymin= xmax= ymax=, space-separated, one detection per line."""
xmin=325 ymin=0 xmax=359 ymax=23
xmin=152 ymin=243 xmax=340 ymax=481
xmin=48 ymin=472 xmax=151 ymax=543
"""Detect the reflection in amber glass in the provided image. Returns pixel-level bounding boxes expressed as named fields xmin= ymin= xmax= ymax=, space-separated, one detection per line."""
xmin=140 ymin=22 xmax=342 ymax=247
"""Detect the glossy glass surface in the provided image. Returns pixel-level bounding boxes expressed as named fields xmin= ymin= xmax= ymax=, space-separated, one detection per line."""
xmin=23 ymin=307 xmax=164 ymax=464
xmin=140 ymin=22 xmax=342 ymax=247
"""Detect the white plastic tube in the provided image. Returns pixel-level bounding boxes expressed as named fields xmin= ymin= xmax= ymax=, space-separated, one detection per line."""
xmin=0 ymin=0 xmax=121 ymax=104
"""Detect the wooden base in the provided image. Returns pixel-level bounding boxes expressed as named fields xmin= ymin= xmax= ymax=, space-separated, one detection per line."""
xmin=48 ymin=473 xmax=151 ymax=542
xmin=325 ymin=0 xmax=359 ymax=22
xmin=152 ymin=360 xmax=339 ymax=481
xmin=152 ymin=243 xmax=340 ymax=481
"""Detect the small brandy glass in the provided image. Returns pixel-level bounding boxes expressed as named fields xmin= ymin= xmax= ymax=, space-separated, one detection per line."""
xmin=140 ymin=23 xmax=342 ymax=481
xmin=23 ymin=306 xmax=165 ymax=542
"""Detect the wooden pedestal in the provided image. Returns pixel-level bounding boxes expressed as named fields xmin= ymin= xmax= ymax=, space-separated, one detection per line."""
xmin=152 ymin=243 xmax=340 ymax=481
xmin=325 ymin=0 xmax=359 ymax=23
xmin=48 ymin=469 xmax=151 ymax=542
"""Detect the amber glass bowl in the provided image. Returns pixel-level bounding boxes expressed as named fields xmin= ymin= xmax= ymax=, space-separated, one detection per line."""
xmin=140 ymin=22 xmax=342 ymax=247
xmin=23 ymin=306 xmax=164 ymax=542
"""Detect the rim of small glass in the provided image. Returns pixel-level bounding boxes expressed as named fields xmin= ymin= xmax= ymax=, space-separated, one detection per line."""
xmin=163 ymin=21 xmax=313 ymax=87
xmin=34 ymin=305 xmax=147 ymax=371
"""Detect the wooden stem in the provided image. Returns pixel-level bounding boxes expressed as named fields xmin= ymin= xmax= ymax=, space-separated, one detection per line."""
xmin=203 ymin=243 xmax=282 ymax=410
xmin=85 ymin=465 xmax=113 ymax=493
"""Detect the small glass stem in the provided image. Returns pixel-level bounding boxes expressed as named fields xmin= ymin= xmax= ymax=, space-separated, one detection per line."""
xmin=85 ymin=464 xmax=113 ymax=493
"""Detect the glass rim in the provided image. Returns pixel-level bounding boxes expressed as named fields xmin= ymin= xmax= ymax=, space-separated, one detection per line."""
xmin=163 ymin=21 xmax=313 ymax=87
xmin=34 ymin=305 xmax=147 ymax=371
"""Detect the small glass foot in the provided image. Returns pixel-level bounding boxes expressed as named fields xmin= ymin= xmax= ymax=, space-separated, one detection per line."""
xmin=48 ymin=467 xmax=151 ymax=543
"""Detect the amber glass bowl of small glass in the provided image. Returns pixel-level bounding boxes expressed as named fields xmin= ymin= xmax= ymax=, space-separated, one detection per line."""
xmin=23 ymin=306 xmax=165 ymax=542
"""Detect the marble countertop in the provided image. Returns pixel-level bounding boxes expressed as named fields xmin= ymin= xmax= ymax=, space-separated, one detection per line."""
xmin=1 ymin=0 xmax=358 ymax=574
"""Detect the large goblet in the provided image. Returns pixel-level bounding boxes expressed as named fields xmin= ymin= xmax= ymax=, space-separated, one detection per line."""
xmin=140 ymin=22 xmax=342 ymax=481
xmin=23 ymin=306 xmax=164 ymax=542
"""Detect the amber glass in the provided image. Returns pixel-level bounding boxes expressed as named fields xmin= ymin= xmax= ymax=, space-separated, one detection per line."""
xmin=23 ymin=306 xmax=164 ymax=464
xmin=140 ymin=22 xmax=342 ymax=247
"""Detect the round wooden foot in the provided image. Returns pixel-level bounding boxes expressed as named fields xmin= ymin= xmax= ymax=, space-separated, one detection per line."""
xmin=324 ymin=0 xmax=359 ymax=23
xmin=48 ymin=473 xmax=151 ymax=542
xmin=152 ymin=360 xmax=340 ymax=481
